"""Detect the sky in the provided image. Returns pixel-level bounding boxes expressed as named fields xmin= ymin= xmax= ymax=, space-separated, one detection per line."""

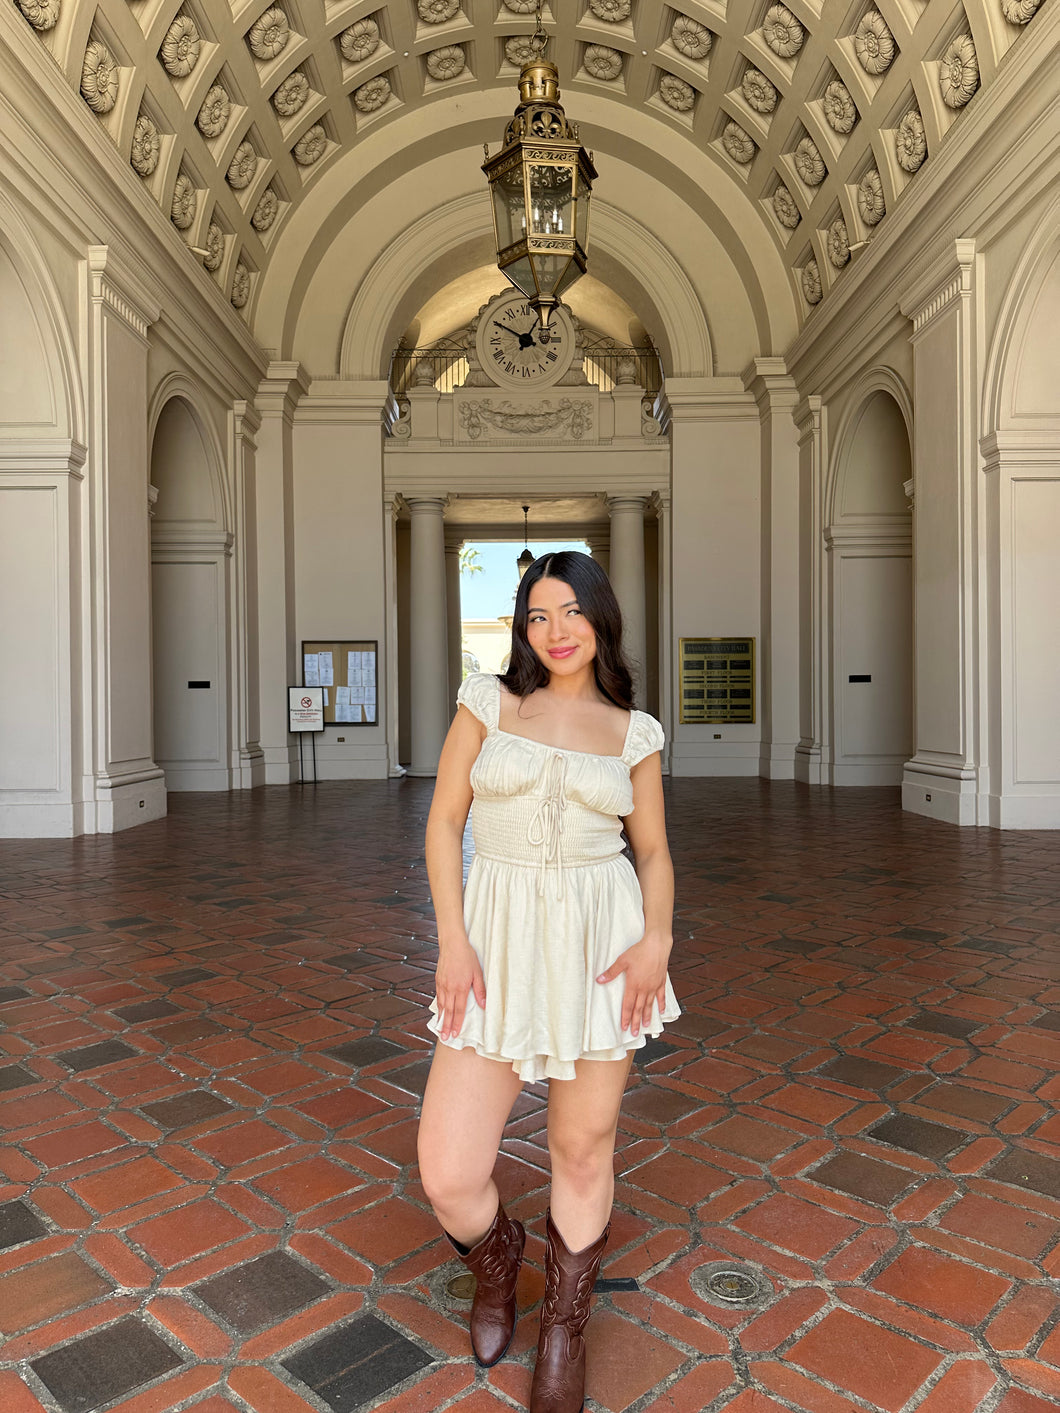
xmin=459 ymin=539 xmax=588 ymax=620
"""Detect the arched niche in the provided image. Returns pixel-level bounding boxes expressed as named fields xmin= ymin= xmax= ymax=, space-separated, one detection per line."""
xmin=149 ymin=392 xmax=232 ymax=793
xmin=983 ymin=206 xmax=1060 ymax=433
xmin=825 ymin=380 xmax=914 ymax=786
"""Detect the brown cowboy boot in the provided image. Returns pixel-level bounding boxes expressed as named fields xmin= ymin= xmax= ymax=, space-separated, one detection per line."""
xmin=447 ymin=1203 xmax=525 ymax=1366
xmin=529 ymin=1210 xmax=610 ymax=1413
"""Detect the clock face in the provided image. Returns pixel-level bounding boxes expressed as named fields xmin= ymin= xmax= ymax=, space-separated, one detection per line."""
xmin=475 ymin=292 xmax=575 ymax=389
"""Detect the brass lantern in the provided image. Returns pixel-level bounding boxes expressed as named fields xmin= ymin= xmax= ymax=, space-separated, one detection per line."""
xmin=483 ymin=32 xmax=596 ymax=331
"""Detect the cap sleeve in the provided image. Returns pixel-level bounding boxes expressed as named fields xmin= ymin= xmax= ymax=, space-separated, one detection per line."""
xmin=624 ymin=711 xmax=665 ymax=767
xmin=456 ymin=673 xmax=500 ymax=730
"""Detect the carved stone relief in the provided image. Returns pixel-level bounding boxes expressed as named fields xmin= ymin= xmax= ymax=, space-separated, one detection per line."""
xmin=171 ymin=172 xmax=196 ymax=229
xmin=231 ymin=263 xmax=250 ymax=309
xmin=802 ymin=258 xmax=822 ymax=304
xmin=354 ymin=75 xmax=392 ymax=112
xmin=418 ymin=0 xmax=459 ymax=20
xmin=131 ymin=114 xmax=160 ymax=176
xmin=895 ymin=109 xmax=927 ymax=172
xmin=15 ymin=0 xmax=59 ymax=32
xmin=340 ymin=19 xmax=380 ymax=63
xmin=857 ymin=168 xmax=885 ymax=225
xmin=248 ymin=8 xmax=290 ymax=61
xmin=227 ymin=141 xmax=258 ymax=189
xmin=81 ymin=39 xmax=119 ymax=114
xmin=584 ymin=45 xmax=623 ymax=81
xmin=293 ymin=124 xmax=327 ymax=164
xmin=742 ymin=69 xmax=777 ymax=115
xmin=161 ymin=15 xmax=201 ymax=78
xmin=940 ymin=35 xmax=979 ymax=108
xmin=659 ymin=74 xmax=695 ymax=112
xmin=197 ymin=85 xmax=231 ymax=137
xmin=587 ymin=0 xmax=631 ymax=21
xmin=723 ymin=122 xmax=756 ymax=164
xmin=823 ymin=80 xmax=856 ymax=134
xmin=252 ymin=188 xmax=279 ymax=231
xmin=855 ymin=10 xmax=895 ymax=75
xmin=794 ymin=136 xmax=826 ymax=186
xmin=671 ymin=15 xmax=712 ymax=60
xmin=273 ymin=71 xmax=309 ymax=116
xmin=828 ymin=216 xmax=850 ymax=268
xmin=763 ymin=5 xmax=804 ymax=58
xmin=426 ymin=45 xmax=465 ymax=79
xmin=203 ymin=223 xmax=224 ymax=271
xmin=458 ymin=398 xmax=595 ymax=441
xmin=773 ymin=184 xmax=800 ymax=228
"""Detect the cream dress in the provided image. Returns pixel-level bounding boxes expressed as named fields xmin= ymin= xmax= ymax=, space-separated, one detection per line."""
xmin=428 ymin=673 xmax=681 ymax=1082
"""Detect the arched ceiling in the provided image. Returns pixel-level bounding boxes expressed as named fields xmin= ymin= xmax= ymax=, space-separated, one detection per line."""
xmin=13 ymin=0 xmax=1046 ymax=339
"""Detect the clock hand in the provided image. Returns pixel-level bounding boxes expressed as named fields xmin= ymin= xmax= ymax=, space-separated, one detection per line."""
xmin=492 ymin=321 xmax=514 ymax=335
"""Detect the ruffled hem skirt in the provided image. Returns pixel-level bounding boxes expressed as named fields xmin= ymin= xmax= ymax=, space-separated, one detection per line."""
xmin=427 ymin=852 xmax=681 ymax=1083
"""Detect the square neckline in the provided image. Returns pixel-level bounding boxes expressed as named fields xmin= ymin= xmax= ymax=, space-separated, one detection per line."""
xmin=493 ymin=719 xmax=635 ymax=762
xmin=493 ymin=680 xmax=635 ymax=761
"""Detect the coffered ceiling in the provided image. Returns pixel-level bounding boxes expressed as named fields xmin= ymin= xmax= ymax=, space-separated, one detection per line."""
xmin=11 ymin=0 xmax=1046 ymax=330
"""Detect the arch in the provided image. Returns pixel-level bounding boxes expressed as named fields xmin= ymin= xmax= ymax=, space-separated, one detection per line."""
xmin=337 ymin=195 xmax=714 ymax=382
xmin=982 ymin=200 xmax=1060 ymax=433
xmin=825 ymin=366 xmax=914 ymax=530
xmin=254 ymin=92 xmax=796 ymax=371
xmin=0 ymin=193 xmax=84 ymax=443
xmin=147 ymin=376 xmax=231 ymax=536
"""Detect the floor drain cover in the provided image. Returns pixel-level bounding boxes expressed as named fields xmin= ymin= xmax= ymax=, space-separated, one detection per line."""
xmin=691 ymin=1260 xmax=772 ymax=1310
xmin=707 ymin=1269 xmax=760 ymax=1303
xmin=445 ymin=1273 xmax=476 ymax=1301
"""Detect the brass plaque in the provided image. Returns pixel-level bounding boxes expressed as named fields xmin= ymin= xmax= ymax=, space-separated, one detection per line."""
xmin=679 ymin=638 xmax=755 ymax=724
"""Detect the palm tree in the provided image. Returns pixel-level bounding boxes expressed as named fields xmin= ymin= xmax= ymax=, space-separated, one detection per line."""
xmin=459 ymin=544 xmax=483 ymax=577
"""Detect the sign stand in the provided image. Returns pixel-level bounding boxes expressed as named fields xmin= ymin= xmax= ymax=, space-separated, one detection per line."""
xmin=289 ymin=687 xmax=325 ymax=784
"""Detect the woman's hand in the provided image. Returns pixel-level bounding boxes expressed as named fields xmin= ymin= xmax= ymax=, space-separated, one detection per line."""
xmin=435 ymin=938 xmax=486 ymax=1041
xmin=596 ymin=931 xmax=672 ymax=1037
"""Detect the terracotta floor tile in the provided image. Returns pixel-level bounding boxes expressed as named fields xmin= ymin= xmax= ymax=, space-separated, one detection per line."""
xmin=0 ymin=1250 xmax=112 ymax=1333
xmin=329 ymin=1195 xmax=441 ymax=1266
xmin=250 ymin=1155 xmax=360 ymax=1212
xmin=130 ymin=1198 xmax=253 ymax=1265
xmin=871 ymin=1244 xmax=1011 ymax=1327
xmin=939 ymin=1192 xmax=1060 ymax=1259
xmin=583 ymin=1308 xmax=686 ymax=1409
xmin=796 ymin=1313 xmax=944 ymax=1410
xmin=736 ymin=1192 xmax=858 ymax=1261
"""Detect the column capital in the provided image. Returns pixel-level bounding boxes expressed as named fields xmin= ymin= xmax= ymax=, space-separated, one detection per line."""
xmin=794 ymin=394 xmax=824 ymax=439
xmin=606 ymin=494 xmax=650 ymax=515
xmin=899 ymin=238 xmax=976 ymax=336
xmin=743 ymin=357 xmax=799 ymax=415
xmin=257 ymin=362 xmax=311 ymax=421
xmin=87 ymin=246 xmax=161 ymax=339
xmin=405 ymin=495 xmax=449 ymax=514
xmin=232 ymin=399 xmax=260 ymax=443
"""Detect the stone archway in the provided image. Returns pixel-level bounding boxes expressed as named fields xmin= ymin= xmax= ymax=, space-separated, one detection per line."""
xmin=149 ymin=393 xmax=233 ymax=791
xmin=825 ymin=384 xmax=913 ymax=786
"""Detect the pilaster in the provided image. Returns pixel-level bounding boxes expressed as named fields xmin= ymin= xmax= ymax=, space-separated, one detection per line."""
xmin=255 ymin=362 xmax=309 ymax=784
xmin=898 ymin=241 xmax=982 ymax=824
xmin=82 ymin=247 xmax=166 ymax=833
xmin=746 ymin=358 xmax=801 ymax=780
xmin=793 ymin=396 xmax=826 ymax=783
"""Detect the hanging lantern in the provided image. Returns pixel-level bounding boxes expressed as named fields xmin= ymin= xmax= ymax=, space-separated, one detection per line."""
xmin=483 ymin=10 xmax=596 ymax=332
xmin=517 ymin=504 xmax=534 ymax=578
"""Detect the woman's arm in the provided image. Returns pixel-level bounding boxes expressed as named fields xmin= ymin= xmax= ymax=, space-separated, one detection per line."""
xmin=425 ymin=704 xmax=487 ymax=1040
xmin=596 ymin=752 xmax=674 ymax=1035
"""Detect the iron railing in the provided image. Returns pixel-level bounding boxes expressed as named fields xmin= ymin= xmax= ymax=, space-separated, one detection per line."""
xmin=389 ymin=340 xmax=663 ymax=399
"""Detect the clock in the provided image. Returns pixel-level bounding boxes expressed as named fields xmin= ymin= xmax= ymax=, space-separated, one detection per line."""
xmin=474 ymin=291 xmax=575 ymax=389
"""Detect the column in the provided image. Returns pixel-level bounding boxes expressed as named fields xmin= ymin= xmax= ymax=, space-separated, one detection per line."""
xmin=445 ymin=542 xmax=463 ymax=712
xmin=82 ymin=247 xmax=166 ymax=832
xmin=746 ymin=359 xmax=801 ymax=780
xmin=407 ymin=496 xmax=449 ymax=776
xmin=606 ymin=495 xmax=648 ymax=697
xmin=899 ymin=240 xmax=981 ymax=824
xmin=228 ymin=400 xmax=264 ymax=789
xmin=793 ymin=396 xmax=826 ymax=784
xmin=254 ymin=362 xmax=308 ymax=784
xmin=585 ymin=532 xmax=610 ymax=578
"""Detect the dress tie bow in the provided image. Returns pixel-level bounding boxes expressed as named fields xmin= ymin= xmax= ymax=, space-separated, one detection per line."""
xmin=527 ymin=752 xmax=568 ymax=897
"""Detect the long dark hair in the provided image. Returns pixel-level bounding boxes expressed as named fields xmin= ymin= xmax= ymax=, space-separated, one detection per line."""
xmin=498 ymin=551 xmax=634 ymax=710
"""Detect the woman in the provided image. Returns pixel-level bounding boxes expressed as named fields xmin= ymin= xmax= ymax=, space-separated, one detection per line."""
xmin=417 ymin=550 xmax=679 ymax=1413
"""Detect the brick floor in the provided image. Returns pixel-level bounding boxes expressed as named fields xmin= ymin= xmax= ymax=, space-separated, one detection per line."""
xmin=0 ymin=779 xmax=1058 ymax=1412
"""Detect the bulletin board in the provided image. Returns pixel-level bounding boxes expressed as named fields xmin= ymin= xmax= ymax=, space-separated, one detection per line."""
xmin=679 ymin=637 xmax=755 ymax=724
xmin=301 ymin=640 xmax=378 ymax=726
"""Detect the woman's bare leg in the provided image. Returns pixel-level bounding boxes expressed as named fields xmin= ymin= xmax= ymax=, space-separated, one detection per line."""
xmin=417 ymin=1043 xmax=524 ymax=1246
xmin=545 ymin=1055 xmax=632 ymax=1249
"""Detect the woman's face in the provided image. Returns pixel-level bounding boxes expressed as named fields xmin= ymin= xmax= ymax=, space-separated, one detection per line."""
xmin=525 ymin=575 xmax=597 ymax=676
